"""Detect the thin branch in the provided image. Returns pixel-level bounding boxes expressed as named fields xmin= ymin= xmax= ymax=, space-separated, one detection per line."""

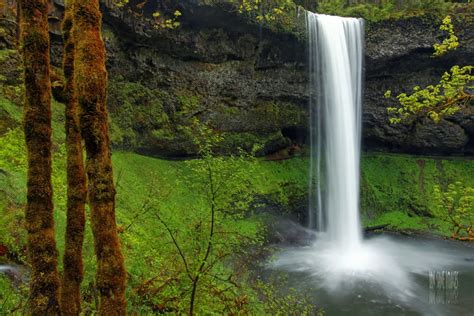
xmin=154 ymin=213 xmax=194 ymax=283
xmin=189 ymin=159 xmax=217 ymax=315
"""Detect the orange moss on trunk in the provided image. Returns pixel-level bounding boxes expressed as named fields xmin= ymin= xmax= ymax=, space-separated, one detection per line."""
xmin=72 ymin=0 xmax=127 ymax=314
xmin=59 ymin=4 xmax=88 ymax=315
xmin=19 ymin=0 xmax=61 ymax=314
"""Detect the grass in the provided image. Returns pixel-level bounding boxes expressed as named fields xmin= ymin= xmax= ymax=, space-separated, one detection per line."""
xmin=0 ymin=125 xmax=311 ymax=312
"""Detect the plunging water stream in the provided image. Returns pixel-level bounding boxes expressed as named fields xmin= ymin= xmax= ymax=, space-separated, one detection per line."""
xmin=307 ymin=13 xmax=364 ymax=250
xmin=268 ymin=12 xmax=474 ymax=315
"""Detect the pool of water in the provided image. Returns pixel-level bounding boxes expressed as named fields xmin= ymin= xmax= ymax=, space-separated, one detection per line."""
xmin=265 ymin=233 xmax=474 ymax=316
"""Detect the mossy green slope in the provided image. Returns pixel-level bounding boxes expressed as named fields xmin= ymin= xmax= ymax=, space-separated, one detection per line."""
xmin=361 ymin=153 xmax=473 ymax=235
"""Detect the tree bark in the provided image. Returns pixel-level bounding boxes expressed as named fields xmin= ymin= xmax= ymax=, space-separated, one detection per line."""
xmin=19 ymin=0 xmax=61 ymax=314
xmin=60 ymin=3 xmax=88 ymax=315
xmin=72 ymin=0 xmax=127 ymax=314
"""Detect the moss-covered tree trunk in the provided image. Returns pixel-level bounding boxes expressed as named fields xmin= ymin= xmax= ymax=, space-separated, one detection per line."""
xmin=72 ymin=0 xmax=127 ymax=314
xmin=60 ymin=4 xmax=88 ymax=315
xmin=19 ymin=0 xmax=61 ymax=314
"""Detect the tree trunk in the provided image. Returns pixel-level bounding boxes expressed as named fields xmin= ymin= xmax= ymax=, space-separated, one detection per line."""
xmin=19 ymin=0 xmax=61 ymax=314
xmin=60 ymin=3 xmax=88 ymax=315
xmin=72 ymin=0 xmax=127 ymax=314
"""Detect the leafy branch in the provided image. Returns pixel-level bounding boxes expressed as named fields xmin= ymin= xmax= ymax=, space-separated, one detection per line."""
xmin=433 ymin=15 xmax=459 ymax=57
xmin=385 ymin=65 xmax=473 ymax=124
xmin=386 ymin=15 xmax=473 ymax=124
xmin=433 ymin=182 xmax=474 ymax=241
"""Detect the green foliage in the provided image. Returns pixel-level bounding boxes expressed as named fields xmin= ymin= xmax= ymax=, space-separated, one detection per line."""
xmin=433 ymin=181 xmax=474 ymax=239
xmin=360 ymin=153 xmax=474 ymax=236
xmin=235 ymin=0 xmax=295 ymax=22
xmin=108 ymin=81 xmax=170 ymax=148
xmin=0 ymin=96 xmax=22 ymax=126
xmin=112 ymin=0 xmax=181 ymax=29
xmin=433 ymin=15 xmax=459 ymax=56
xmin=386 ymin=65 xmax=473 ymax=124
xmin=386 ymin=16 xmax=473 ymax=124
xmin=317 ymin=0 xmax=454 ymax=22
xmin=125 ymin=119 xmax=302 ymax=314
xmin=318 ymin=0 xmax=396 ymax=21
xmin=0 ymin=128 xmax=27 ymax=172
xmin=0 ymin=276 xmax=27 ymax=314
xmin=228 ymin=0 xmax=304 ymax=35
xmin=0 ymin=49 xmax=16 ymax=63
xmin=0 ymin=129 xmax=28 ymax=261
xmin=152 ymin=10 xmax=182 ymax=29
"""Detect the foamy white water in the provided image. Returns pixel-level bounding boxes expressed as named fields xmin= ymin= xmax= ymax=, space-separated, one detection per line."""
xmin=307 ymin=13 xmax=364 ymax=250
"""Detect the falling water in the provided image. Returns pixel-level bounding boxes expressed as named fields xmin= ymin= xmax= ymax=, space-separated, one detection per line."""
xmin=307 ymin=12 xmax=364 ymax=250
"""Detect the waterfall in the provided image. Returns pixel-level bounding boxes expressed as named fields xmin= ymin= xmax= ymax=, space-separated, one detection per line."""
xmin=307 ymin=13 xmax=364 ymax=250
xmin=270 ymin=13 xmax=474 ymax=315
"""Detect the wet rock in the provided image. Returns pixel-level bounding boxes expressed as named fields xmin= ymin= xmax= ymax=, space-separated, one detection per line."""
xmin=99 ymin=3 xmax=308 ymax=157
xmin=0 ymin=264 xmax=25 ymax=287
xmin=267 ymin=218 xmax=316 ymax=246
xmin=99 ymin=3 xmax=473 ymax=156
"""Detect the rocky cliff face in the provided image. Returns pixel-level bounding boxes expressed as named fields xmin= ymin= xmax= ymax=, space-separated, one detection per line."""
xmin=364 ymin=16 xmax=473 ymax=155
xmin=99 ymin=1 xmax=309 ymax=157
xmin=3 ymin=0 xmax=473 ymax=157
xmin=99 ymin=1 xmax=473 ymax=156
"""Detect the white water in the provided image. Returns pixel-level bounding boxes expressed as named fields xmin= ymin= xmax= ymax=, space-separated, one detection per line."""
xmin=0 ymin=264 xmax=18 ymax=273
xmin=307 ymin=13 xmax=364 ymax=250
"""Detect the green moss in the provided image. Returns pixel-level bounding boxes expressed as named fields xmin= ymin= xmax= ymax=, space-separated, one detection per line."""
xmin=108 ymin=80 xmax=170 ymax=149
xmin=362 ymin=210 xmax=452 ymax=236
xmin=0 ymin=49 xmax=16 ymax=63
xmin=217 ymin=131 xmax=285 ymax=153
xmin=0 ymin=96 xmax=22 ymax=134
xmin=360 ymin=153 xmax=474 ymax=235
xmin=249 ymin=101 xmax=303 ymax=129
xmin=361 ymin=153 xmax=474 ymax=213
xmin=0 ymin=275 xmax=26 ymax=314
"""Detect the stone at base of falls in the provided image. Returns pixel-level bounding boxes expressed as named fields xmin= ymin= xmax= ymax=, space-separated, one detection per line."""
xmin=364 ymin=224 xmax=390 ymax=233
xmin=0 ymin=264 xmax=27 ymax=287
xmin=267 ymin=219 xmax=316 ymax=246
